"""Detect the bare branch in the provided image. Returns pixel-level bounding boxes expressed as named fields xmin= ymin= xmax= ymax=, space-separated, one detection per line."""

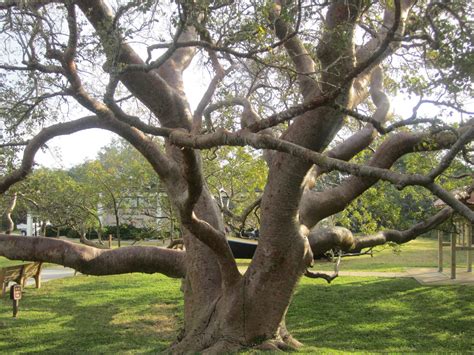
xmin=353 ymin=207 xmax=454 ymax=250
xmin=0 ymin=141 xmax=29 ymax=148
xmin=0 ymin=116 xmax=103 ymax=194
xmin=0 ymin=62 xmax=65 ymax=74
xmin=428 ymin=126 xmax=474 ymax=180
xmin=0 ymin=0 xmax=59 ymax=9
xmin=304 ymin=252 xmax=341 ymax=283
xmin=300 ymin=125 xmax=473 ymax=227
xmin=308 ymin=207 xmax=453 ymax=256
xmin=193 ymin=65 xmax=234 ymax=132
xmin=168 ymin=129 xmax=430 ymax=188
xmin=304 ymin=269 xmax=338 ymax=283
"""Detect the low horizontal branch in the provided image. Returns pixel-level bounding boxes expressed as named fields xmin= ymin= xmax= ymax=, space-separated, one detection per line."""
xmin=0 ymin=234 xmax=186 ymax=278
xmin=308 ymin=207 xmax=453 ymax=256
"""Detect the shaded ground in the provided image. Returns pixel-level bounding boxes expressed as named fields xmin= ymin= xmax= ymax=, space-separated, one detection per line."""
xmin=0 ymin=237 xmax=472 ymax=352
xmin=289 ymin=276 xmax=473 ymax=353
xmin=1 ymin=274 xmax=472 ymax=353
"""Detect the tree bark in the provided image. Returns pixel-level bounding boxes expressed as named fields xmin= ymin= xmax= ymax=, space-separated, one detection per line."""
xmin=1 ymin=0 xmax=467 ymax=353
xmin=0 ymin=233 xmax=186 ymax=277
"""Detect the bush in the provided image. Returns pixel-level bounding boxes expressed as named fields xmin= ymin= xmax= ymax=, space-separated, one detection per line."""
xmin=103 ymin=224 xmax=160 ymax=240
xmin=45 ymin=226 xmax=80 ymax=238
xmin=44 ymin=224 xmax=168 ymax=240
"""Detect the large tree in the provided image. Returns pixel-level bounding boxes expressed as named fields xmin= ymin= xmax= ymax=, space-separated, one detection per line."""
xmin=0 ymin=0 xmax=473 ymax=352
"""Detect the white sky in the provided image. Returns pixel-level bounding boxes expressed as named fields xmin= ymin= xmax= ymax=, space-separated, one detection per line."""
xmin=35 ymin=129 xmax=114 ymax=169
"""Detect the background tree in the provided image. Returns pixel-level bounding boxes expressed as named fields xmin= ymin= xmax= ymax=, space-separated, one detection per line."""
xmin=203 ymin=146 xmax=267 ymax=234
xmin=0 ymin=0 xmax=473 ymax=352
xmin=16 ymin=168 xmax=99 ymax=237
xmin=72 ymin=139 xmax=166 ymax=245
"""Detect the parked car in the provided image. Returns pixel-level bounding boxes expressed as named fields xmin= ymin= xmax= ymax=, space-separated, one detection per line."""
xmin=16 ymin=223 xmax=28 ymax=236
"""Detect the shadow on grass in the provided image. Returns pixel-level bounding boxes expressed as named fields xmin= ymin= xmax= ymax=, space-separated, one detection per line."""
xmin=288 ymin=277 xmax=473 ymax=352
xmin=0 ymin=274 xmax=183 ymax=354
xmin=1 ymin=275 xmax=472 ymax=353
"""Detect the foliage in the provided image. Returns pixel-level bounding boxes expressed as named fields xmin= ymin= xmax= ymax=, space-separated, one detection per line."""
xmin=335 ymin=150 xmax=472 ymax=234
xmin=202 ymin=146 xmax=267 ymax=229
xmin=71 ymin=139 xmax=173 ymax=236
xmin=15 ymin=168 xmax=98 ymax=233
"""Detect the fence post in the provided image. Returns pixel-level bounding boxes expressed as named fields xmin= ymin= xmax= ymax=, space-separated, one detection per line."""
xmin=108 ymin=234 xmax=112 ymax=249
xmin=468 ymin=223 xmax=472 ymax=273
xmin=451 ymin=232 xmax=456 ymax=279
xmin=438 ymin=230 xmax=443 ymax=273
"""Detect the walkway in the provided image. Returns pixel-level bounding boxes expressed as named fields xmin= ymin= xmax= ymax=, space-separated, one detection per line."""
xmin=24 ymin=266 xmax=76 ymax=286
xmin=24 ymin=266 xmax=474 ymax=287
xmin=339 ymin=268 xmax=474 ymax=286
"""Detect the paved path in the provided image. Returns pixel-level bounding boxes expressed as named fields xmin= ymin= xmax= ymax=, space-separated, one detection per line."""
xmin=22 ymin=267 xmax=473 ymax=287
xmin=338 ymin=268 xmax=474 ymax=286
xmin=24 ymin=267 xmax=76 ymax=286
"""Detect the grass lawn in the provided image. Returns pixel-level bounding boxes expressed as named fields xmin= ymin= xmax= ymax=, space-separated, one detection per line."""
xmin=314 ymin=237 xmax=470 ymax=272
xmin=0 ymin=274 xmax=472 ymax=353
xmin=0 ymin=237 xmax=472 ymax=353
xmin=0 ymin=274 xmax=183 ymax=353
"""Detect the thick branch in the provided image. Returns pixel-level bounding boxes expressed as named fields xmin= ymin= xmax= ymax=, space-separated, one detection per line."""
xmin=300 ymin=124 xmax=474 ymax=227
xmin=273 ymin=0 xmax=318 ymax=100
xmin=0 ymin=234 xmax=186 ymax=278
xmin=0 ymin=116 xmax=103 ymax=194
xmin=77 ymin=0 xmax=192 ymax=129
xmin=308 ymin=207 xmax=453 ymax=256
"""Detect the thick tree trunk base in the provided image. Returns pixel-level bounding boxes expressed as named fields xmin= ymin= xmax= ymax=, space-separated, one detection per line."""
xmin=168 ymin=304 xmax=302 ymax=354
xmin=170 ymin=331 xmax=301 ymax=354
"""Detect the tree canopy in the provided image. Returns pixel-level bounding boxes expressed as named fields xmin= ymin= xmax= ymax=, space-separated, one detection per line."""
xmin=0 ymin=0 xmax=473 ymax=352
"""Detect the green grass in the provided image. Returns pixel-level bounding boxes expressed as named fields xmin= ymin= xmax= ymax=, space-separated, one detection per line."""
xmin=0 ymin=274 xmax=472 ymax=353
xmin=0 ymin=274 xmax=183 ymax=353
xmin=289 ymin=277 xmax=473 ymax=353
xmin=314 ymin=238 xmax=470 ymax=272
xmin=0 ymin=237 xmax=472 ymax=353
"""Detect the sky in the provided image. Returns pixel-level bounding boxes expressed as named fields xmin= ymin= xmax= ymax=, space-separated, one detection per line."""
xmin=35 ymin=128 xmax=114 ymax=169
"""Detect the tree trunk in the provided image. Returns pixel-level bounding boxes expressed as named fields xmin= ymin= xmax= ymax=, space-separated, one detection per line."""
xmin=171 ymin=276 xmax=302 ymax=353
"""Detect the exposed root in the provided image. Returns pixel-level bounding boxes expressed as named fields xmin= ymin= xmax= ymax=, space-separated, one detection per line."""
xmin=255 ymin=340 xmax=282 ymax=351
xmin=281 ymin=334 xmax=303 ymax=349
xmin=254 ymin=337 xmax=299 ymax=352
xmin=279 ymin=320 xmax=303 ymax=349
